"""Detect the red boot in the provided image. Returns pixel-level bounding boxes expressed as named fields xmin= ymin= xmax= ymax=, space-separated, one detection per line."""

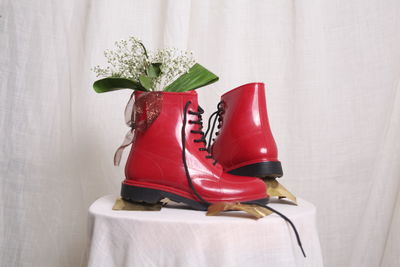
xmin=122 ymin=90 xmax=268 ymax=210
xmin=207 ymin=83 xmax=283 ymax=178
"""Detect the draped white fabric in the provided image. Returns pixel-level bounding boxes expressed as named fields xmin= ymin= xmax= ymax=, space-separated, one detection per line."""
xmin=1 ymin=0 xmax=399 ymax=266
xmin=88 ymin=196 xmax=322 ymax=267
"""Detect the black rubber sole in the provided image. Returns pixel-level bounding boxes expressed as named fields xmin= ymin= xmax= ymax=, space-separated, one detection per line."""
xmin=121 ymin=183 xmax=269 ymax=211
xmin=228 ymin=161 xmax=283 ymax=178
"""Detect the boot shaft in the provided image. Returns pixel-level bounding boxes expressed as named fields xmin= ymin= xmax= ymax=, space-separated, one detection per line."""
xmin=212 ymin=83 xmax=279 ymax=172
xmin=130 ymin=90 xmax=200 ymax=155
xmin=125 ymin=91 xmax=222 ymax=190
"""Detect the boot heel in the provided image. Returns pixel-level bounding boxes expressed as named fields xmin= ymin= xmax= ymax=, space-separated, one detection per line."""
xmin=121 ymin=184 xmax=164 ymax=204
xmin=229 ymin=161 xmax=283 ymax=178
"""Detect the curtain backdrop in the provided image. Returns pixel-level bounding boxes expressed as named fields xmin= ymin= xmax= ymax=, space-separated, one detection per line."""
xmin=1 ymin=0 xmax=400 ymax=266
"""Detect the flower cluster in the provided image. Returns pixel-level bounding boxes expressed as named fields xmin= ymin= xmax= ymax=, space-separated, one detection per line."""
xmin=93 ymin=37 xmax=148 ymax=80
xmin=93 ymin=37 xmax=195 ymax=91
xmin=150 ymin=48 xmax=195 ymax=90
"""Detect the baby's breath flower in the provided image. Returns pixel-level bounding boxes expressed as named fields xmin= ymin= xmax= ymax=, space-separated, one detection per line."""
xmin=150 ymin=48 xmax=195 ymax=91
xmin=92 ymin=37 xmax=196 ymax=91
xmin=93 ymin=37 xmax=148 ymax=80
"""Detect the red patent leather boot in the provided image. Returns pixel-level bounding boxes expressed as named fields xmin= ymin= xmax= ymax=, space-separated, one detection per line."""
xmin=121 ymin=90 xmax=268 ymax=210
xmin=207 ymin=83 xmax=283 ymax=178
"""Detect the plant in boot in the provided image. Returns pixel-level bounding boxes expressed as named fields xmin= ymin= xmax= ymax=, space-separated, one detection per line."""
xmin=92 ymin=36 xmax=218 ymax=93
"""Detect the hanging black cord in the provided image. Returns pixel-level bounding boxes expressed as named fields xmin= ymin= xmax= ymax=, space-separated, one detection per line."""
xmin=257 ymin=203 xmax=307 ymax=257
xmin=182 ymin=101 xmax=211 ymax=205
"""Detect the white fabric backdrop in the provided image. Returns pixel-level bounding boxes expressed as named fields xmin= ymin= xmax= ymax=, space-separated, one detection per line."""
xmin=1 ymin=0 xmax=400 ymax=266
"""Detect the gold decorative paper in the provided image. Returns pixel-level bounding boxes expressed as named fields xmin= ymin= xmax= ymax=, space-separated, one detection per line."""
xmin=265 ymin=178 xmax=297 ymax=205
xmin=206 ymin=202 xmax=273 ymax=219
xmin=112 ymin=198 xmax=162 ymax=211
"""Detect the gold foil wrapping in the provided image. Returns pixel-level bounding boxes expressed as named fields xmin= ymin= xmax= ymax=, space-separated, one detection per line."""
xmin=112 ymin=198 xmax=162 ymax=211
xmin=206 ymin=202 xmax=273 ymax=219
xmin=265 ymin=178 xmax=297 ymax=205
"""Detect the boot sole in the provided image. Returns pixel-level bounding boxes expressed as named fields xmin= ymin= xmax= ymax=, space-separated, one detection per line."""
xmin=121 ymin=183 xmax=269 ymax=211
xmin=229 ymin=161 xmax=283 ymax=178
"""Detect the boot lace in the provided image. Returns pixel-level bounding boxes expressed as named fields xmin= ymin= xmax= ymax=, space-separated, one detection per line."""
xmin=182 ymin=100 xmax=306 ymax=257
xmin=204 ymin=101 xmax=224 ymax=152
xmin=187 ymin=104 xmax=218 ymax=165
xmin=182 ymin=101 xmax=213 ymax=204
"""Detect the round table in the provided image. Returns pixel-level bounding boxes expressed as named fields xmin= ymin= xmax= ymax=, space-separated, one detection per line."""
xmin=87 ymin=195 xmax=323 ymax=267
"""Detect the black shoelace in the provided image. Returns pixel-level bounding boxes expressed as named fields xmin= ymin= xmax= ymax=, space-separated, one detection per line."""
xmin=182 ymin=101 xmax=306 ymax=257
xmin=204 ymin=102 xmax=224 ymax=152
xmin=181 ymin=101 xmax=217 ymax=204
xmin=187 ymin=103 xmax=218 ymax=165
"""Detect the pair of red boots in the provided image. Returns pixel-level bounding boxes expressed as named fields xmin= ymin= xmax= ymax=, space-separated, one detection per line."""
xmin=122 ymin=83 xmax=282 ymax=210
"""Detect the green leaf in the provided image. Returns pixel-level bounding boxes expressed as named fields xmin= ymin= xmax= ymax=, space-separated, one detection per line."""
xmin=139 ymin=75 xmax=154 ymax=90
xmin=146 ymin=63 xmax=162 ymax=78
xmin=163 ymin=63 xmax=219 ymax=92
xmin=93 ymin=77 xmax=147 ymax=93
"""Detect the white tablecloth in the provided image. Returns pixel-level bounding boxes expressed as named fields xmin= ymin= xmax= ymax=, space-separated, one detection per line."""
xmin=87 ymin=195 xmax=323 ymax=267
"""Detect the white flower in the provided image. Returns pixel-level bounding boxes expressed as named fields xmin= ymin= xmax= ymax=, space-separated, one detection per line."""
xmin=92 ymin=37 xmax=196 ymax=91
xmin=150 ymin=48 xmax=195 ymax=91
xmin=93 ymin=37 xmax=148 ymax=80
